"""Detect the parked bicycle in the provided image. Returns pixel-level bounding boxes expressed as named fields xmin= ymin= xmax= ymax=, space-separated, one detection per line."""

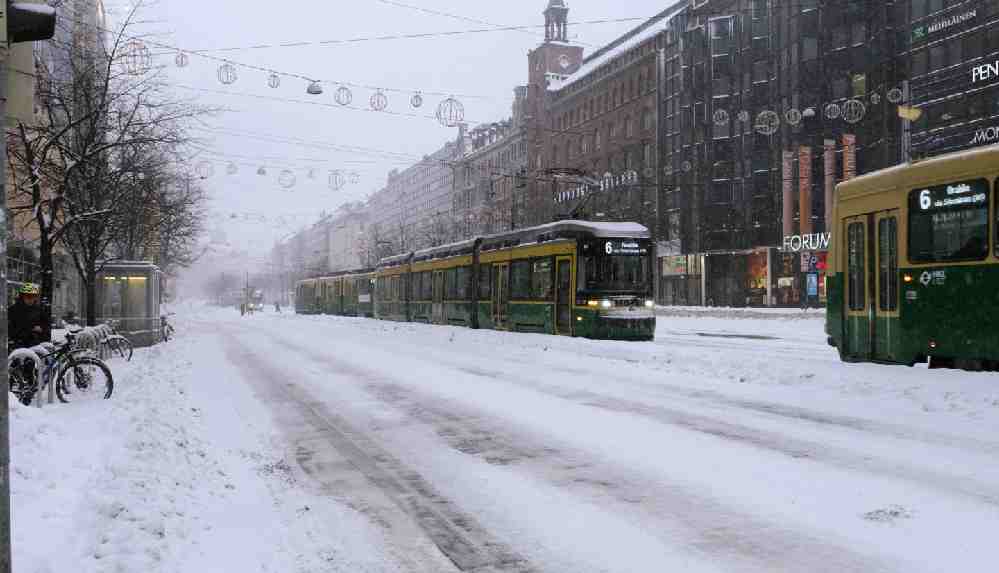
xmin=8 ymin=331 xmax=114 ymax=404
xmin=161 ymin=313 xmax=175 ymax=342
xmin=102 ymin=319 xmax=133 ymax=361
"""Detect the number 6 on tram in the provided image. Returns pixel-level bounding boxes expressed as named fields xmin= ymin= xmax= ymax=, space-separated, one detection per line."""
xmin=826 ymin=146 xmax=999 ymax=370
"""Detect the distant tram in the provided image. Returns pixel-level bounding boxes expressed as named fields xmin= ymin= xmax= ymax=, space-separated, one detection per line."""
xmin=826 ymin=146 xmax=999 ymax=370
xmin=296 ymin=221 xmax=656 ymax=341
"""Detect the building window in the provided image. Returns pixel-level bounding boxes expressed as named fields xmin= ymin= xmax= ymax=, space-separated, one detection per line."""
xmin=802 ymin=37 xmax=818 ymax=61
xmin=595 ymin=129 xmax=602 ymax=150
xmin=642 ymin=109 xmax=653 ymax=131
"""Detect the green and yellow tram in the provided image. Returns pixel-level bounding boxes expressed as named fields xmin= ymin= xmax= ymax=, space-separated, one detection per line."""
xmin=827 ymin=145 xmax=999 ymax=370
xmin=297 ymin=220 xmax=656 ymax=341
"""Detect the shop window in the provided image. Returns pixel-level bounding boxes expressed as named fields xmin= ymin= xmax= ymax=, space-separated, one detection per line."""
xmin=878 ymin=217 xmax=898 ymax=312
xmin=909 ymin=179 xmax=990 ymax=263
xmin=511 ymin=260 xmax=531 ymax=299
xmin=531 ymin=258 xmax=554 ymax=300
xmin=847 ymin=222 xmax=865 ymax=311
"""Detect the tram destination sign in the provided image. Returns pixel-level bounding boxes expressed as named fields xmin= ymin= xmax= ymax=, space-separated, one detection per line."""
xmin=604 ymin=240 xmax=649 ymax=256
xmin=913 ymin=180 xmax=988 ymax=212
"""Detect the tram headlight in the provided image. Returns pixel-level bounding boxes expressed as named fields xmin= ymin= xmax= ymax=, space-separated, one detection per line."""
xmin=644 ymin=299 xmax=654 ymax=308
xmin=600 ymin=300 xmax=612 ymax=309
xmin=587 ymin=300 xmax=600 ymax=307
xmin=903 ymin=274 xmax=913 ymax=283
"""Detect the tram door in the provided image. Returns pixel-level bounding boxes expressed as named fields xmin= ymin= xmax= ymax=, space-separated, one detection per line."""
xmin=432 ymin=270 xmax=445 ymax=324
xmin=493 ymin=263 xmax=509 ymax=330
xmin=555 ymin=257 xmax=573 ymax=335
xmin=842 ymin=210 xmax=900 ymax=361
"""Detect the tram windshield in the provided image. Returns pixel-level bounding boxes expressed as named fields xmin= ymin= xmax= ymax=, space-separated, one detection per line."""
xmin=578 ymin=250 xmax=650 ymax=293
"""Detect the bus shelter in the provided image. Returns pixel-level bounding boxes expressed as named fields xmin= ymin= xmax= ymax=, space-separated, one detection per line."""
xmin=95 ymin=261 xmax=163 ymax=346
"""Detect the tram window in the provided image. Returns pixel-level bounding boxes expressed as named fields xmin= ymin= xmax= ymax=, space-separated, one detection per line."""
xmin=479 ymin=266 xmax=491 ymax=298
xmin=422 ymin=272 xmax=433 ymax=300
xmin=908 ymin=179 xmax=989 ymax=263
xmin=511 ymin=260 xmax=531 ymax=299
xmin=878 ymin=218 xmax=898 ymax=312
xmin=847 ymin=222 xmax=865 ymax=311
xmin=531 ymin=258 xmax=554 ymax=300
xmin=455 ymin=267 xmax=469 ymax=300
xmin=390 ymin=276 xmax=399 ymax=301
xmin=444 ymin=269 xmax=457 ymax=300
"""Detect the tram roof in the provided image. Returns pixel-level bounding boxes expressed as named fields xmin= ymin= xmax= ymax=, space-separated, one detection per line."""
xmin=837 ymin=144 xmax=999 ymax=200
xmin=384 ymin=220 xmax=650 ymax=266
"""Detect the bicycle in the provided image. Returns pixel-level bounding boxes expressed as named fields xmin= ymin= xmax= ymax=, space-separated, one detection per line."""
xmin=8 ymin=332 xmax=113 ymax=404
xmin=102 ymin=320 xmax=133 ymax=361
xmin=49 ymin=331 xmax=114 ymax=403
xmin=161 ymin=314 xmax=175 ymax=342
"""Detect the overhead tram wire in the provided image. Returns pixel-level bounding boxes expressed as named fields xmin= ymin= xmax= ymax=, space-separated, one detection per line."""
xmin=147 ymin=17 xmax=651 ymax=55
xmin=58 ymin=13 xmax=492 ymax=100
xmin=189 ymin=125 xmax=425 ymax=163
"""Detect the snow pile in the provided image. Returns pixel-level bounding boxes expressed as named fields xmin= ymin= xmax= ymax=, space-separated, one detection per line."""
xmin=10 ymin=315 xmax=413 ymax=573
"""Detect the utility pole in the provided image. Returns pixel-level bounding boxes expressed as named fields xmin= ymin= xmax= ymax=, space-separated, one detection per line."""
xmin=1 ymin=4 xmax=58 ymax=571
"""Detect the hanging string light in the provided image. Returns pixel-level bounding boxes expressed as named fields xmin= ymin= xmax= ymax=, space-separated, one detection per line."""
xmin=436 ymin=96 xmax=464 ymax=127
xmin=328 ymin=170 xmax=346 ymax=191
xmin=218 ymin=62 xmax=238 ymax=85
xmin=370 ymin=90 xmax=388 ymax=111
xmin=196 ymin=161 xmax=215 ymax=178
xmin=335 ymin=85 xmax=353 ymax=106
xmin=267 ymin=73 xmax=281 ymax=89
xmin=754 ymin=111 xmax=780 ymax=136
xmin=843 ymin=99 xmax=866 ymax=124
xmin=825 ymin=103 xmax=842 ymax=120
xmin=785 ymin=108 xmax=802 ymax=126
xmin=307 ymin=81 xmax=324 ymax=95
xmin=279 ymin=170 xmax=297 ymax=188
xmin=175 ymin=51 xmax=189 ymax=68
xmin=124 ymin=40 xmax=151 ymax=75
xmin=411 ymin=92 xmax=424 ymax=109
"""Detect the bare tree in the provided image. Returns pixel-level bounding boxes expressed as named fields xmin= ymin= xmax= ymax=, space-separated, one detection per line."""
xmin=5 ymin=4 xmax=212 ymax=325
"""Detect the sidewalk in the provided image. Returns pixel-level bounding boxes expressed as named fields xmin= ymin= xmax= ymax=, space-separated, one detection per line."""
xmin=656 ymin=305 xmax=825 ymax=320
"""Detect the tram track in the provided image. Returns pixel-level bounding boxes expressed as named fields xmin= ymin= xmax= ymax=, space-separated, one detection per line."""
xmin=222 ymin=330 xmax=537 ymax=573
xmin=265 ymin=323 xmax=999 ymax=509
xmin=260 ymin=332 xmax=898 ymax=573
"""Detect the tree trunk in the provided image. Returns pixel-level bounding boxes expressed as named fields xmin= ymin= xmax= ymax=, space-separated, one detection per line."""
xmin=38 ymin=233 xmax=54 ymax=341
xmin=85 ymin=269 xmax=97 ymax=326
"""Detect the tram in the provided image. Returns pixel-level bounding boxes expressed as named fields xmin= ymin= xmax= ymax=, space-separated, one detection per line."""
xmin=826 ymin=145 xmax=999 ymax=370
xmin=296 ymin=221 xmax=656 ymax=341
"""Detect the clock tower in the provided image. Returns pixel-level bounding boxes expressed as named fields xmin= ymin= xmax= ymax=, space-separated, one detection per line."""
xmin=523 ymin=1 xmax=585 ymax=225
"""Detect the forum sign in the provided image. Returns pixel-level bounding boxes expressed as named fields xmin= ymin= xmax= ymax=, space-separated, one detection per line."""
xmin=782 ymin=232 xmax=831 ymax=253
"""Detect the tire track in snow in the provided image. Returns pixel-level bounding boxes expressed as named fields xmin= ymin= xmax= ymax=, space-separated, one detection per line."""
xmin=453 ymin=364 xmax=999 ymax=507
xmin=263 ymin=333 xmax=899 ymax=573
xmin=223 ymin=332 xmax=537 ymax=573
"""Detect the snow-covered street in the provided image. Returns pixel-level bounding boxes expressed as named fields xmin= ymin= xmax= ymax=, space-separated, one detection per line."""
xmin=12 ymin=305 xmax=999 ymax=572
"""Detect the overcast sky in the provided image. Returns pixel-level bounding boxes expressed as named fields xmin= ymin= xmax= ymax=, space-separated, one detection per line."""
xmin=107 ymin=0 xmax=670 ymax=284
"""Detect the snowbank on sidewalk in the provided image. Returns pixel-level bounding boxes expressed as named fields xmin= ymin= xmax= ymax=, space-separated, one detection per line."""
xmin=10 ymin=315 xmax=411 ymax=573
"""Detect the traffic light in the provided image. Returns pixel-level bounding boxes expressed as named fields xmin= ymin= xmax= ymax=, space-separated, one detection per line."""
xmin=2 ymin=1 xmax=57 ymax=44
